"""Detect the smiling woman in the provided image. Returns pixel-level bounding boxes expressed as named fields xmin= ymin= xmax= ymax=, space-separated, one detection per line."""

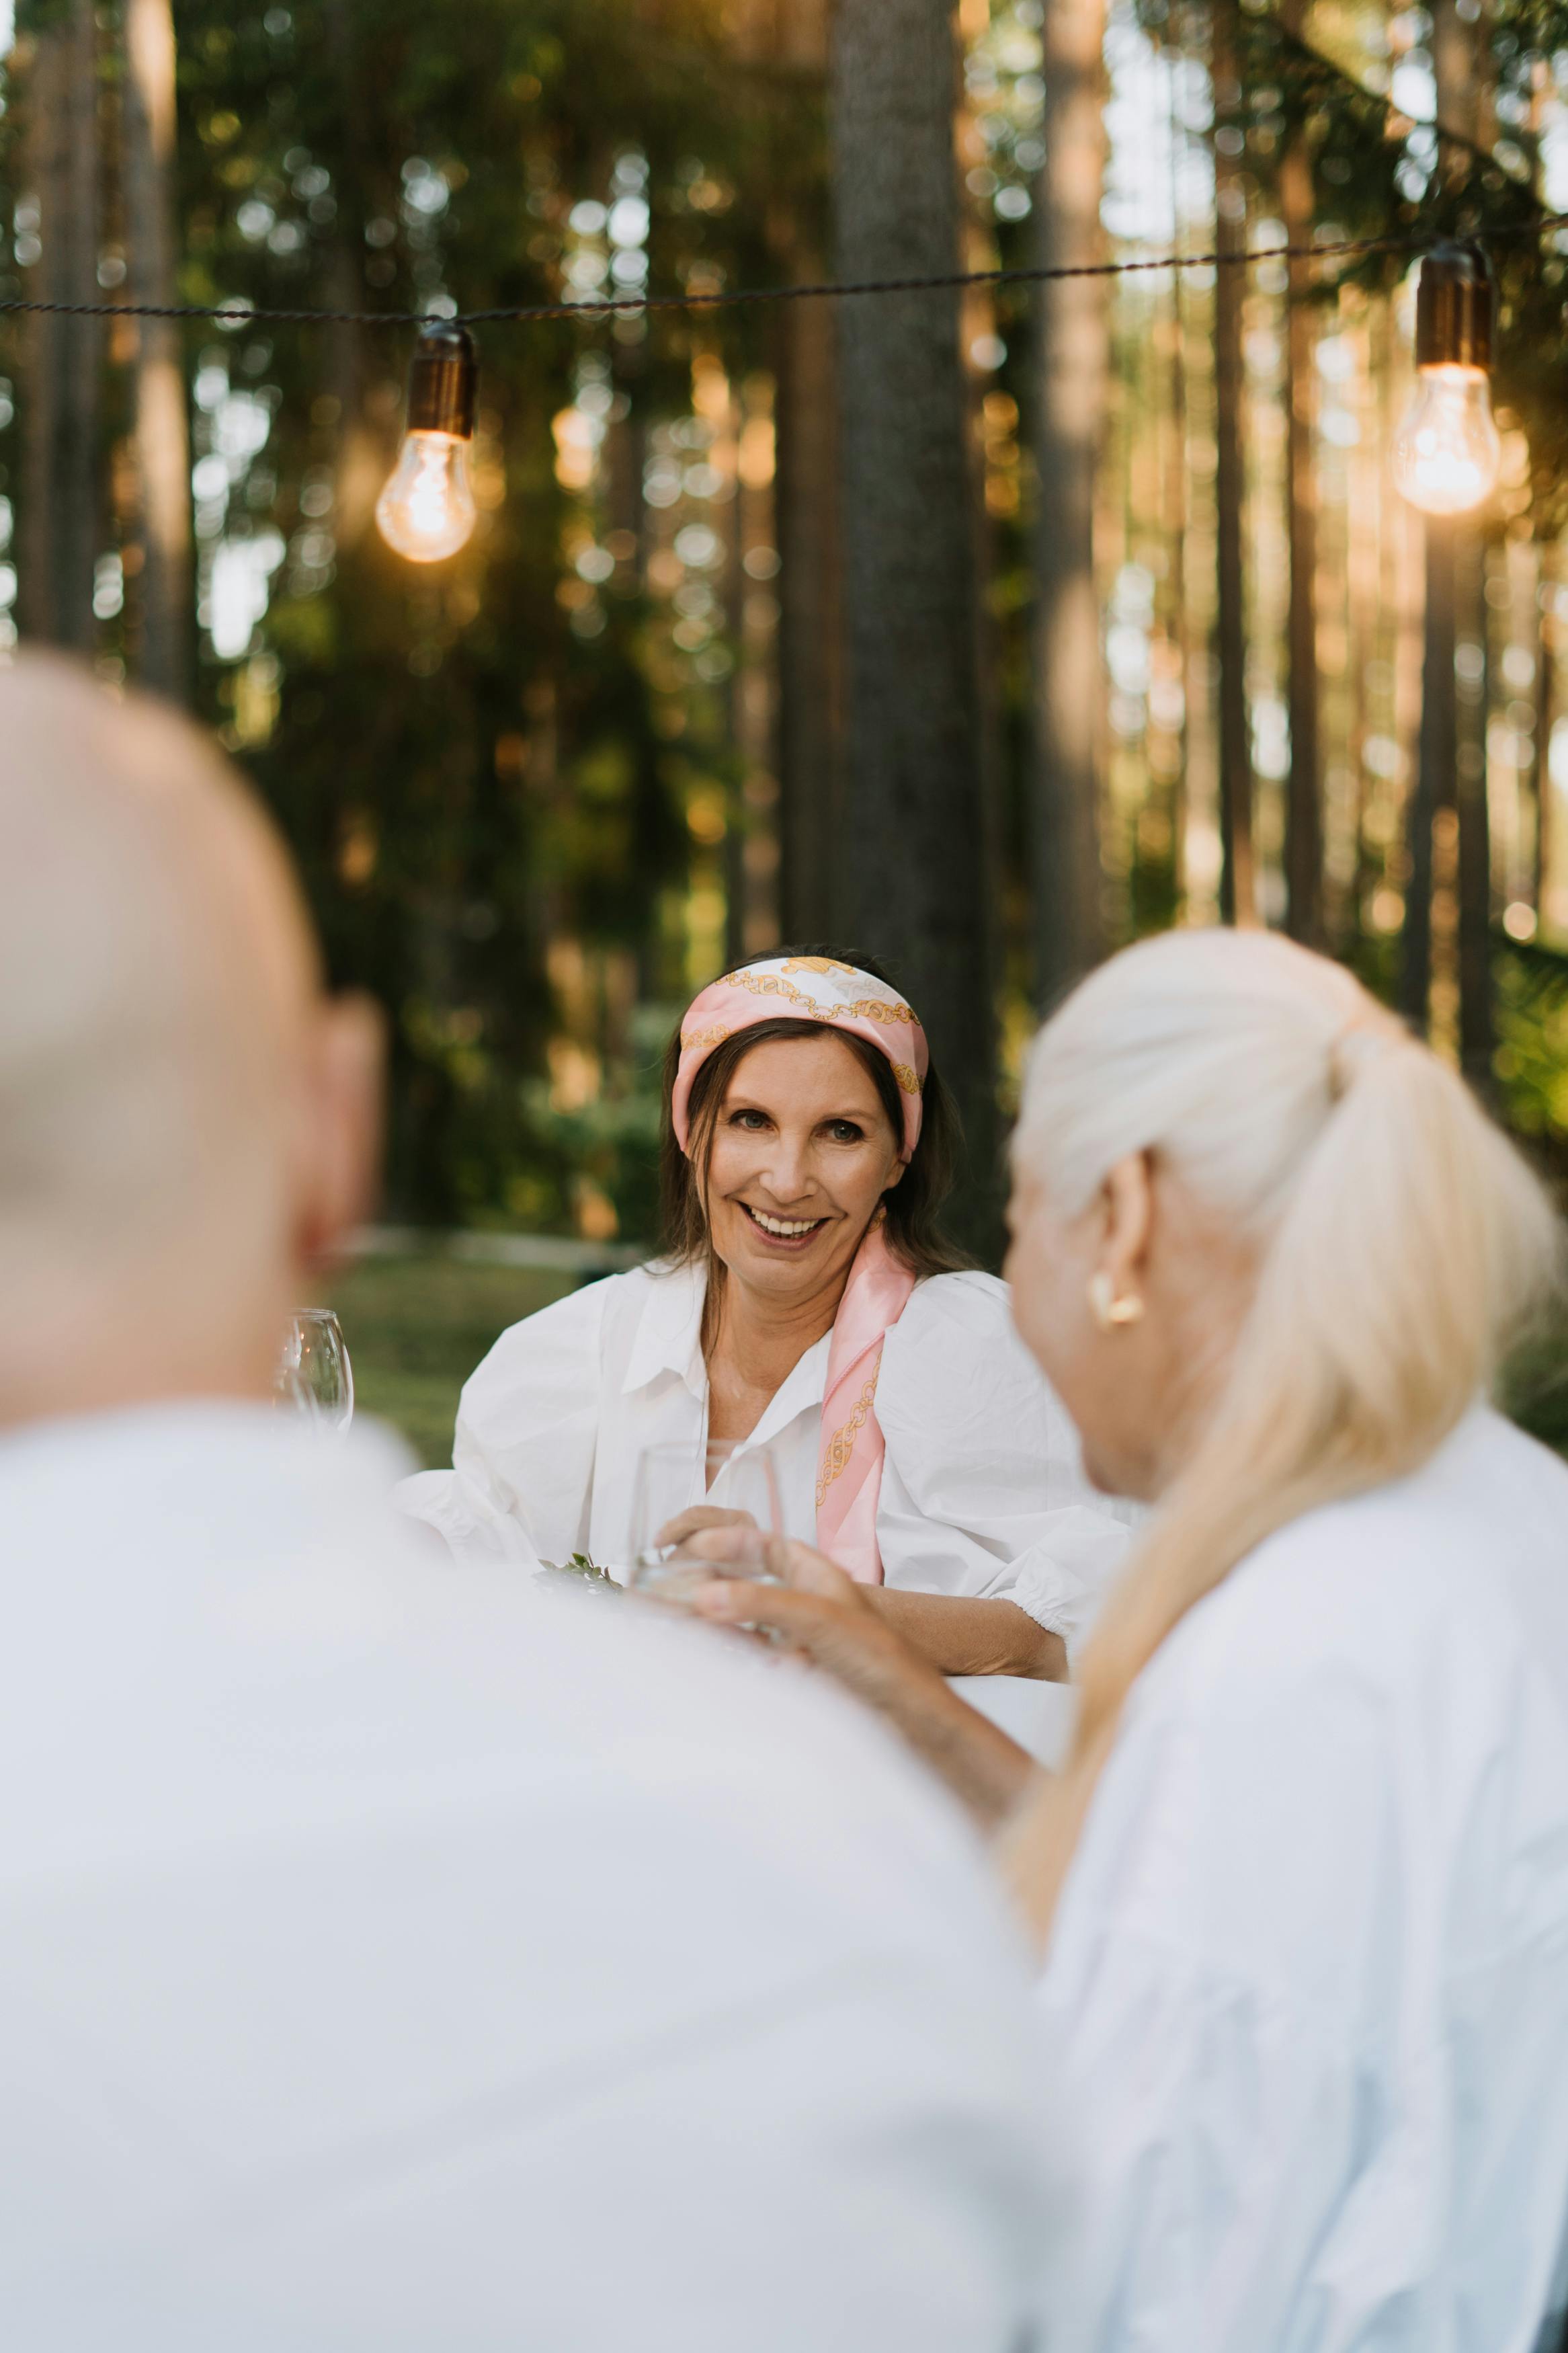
xmin=397 ymin=950 xmax=1133 ymax=1682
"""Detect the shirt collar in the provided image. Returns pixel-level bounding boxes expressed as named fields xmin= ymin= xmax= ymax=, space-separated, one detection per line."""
xmin=620 ymin=1262 xmax=833 ymax=1431
xmin=749 ymin=1330 xmax=832 ymax=1440
xmin=621 ymin=1261 xmax=709 ymax=1398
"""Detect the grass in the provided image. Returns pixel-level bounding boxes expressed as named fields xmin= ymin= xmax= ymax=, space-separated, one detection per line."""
xmin=325 ymin=1254 xmax=579 ymax=1467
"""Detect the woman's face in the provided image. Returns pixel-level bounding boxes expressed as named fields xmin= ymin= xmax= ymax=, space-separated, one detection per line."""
xmin=703 ymin=1033 xmax=905 ymax=1307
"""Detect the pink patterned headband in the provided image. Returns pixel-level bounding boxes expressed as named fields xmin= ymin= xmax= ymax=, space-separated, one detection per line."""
xmin=671 ymin=956 xmax=930 ymax=1161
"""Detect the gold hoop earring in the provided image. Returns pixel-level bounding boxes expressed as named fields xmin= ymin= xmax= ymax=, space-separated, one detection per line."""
xmin=1088 ymin=1270 xmax=1145 ymax=1331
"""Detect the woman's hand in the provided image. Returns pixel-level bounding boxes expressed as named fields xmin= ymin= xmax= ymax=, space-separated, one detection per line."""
xmin=682 ymin=1528 xmax=1040 ymax=1831
xmin=655 ymin=1503 xmax=757 ymax=1552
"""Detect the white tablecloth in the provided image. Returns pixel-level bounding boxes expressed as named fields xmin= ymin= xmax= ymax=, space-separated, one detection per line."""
xmin=950 ymin=1673 xmax=1076 ymax=1769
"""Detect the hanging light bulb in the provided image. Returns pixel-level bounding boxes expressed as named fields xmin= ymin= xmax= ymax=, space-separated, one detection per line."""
xmin=376 ymin=323 xmax=479 ymax=561
xmin=1391 ymin=241 xmax=1501 ymax=517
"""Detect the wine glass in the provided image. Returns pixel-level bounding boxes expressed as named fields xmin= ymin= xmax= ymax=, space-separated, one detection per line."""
xmin=274 ymin=1308 xmax=354 ymax=1437
xmin=628 ymin=1438 xmax=783 ymax=1601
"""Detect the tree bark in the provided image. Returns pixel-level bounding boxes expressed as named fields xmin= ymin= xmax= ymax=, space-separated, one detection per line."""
xmin=1442 ymin=4 xmax=1491 ymax=1081
xmin=759 ymin=0 xmax=845 ymax=945
xmin=18 ymin=5 xmax=100 ymax=651
xmin=1457 ymin=537 xmax=1493 ymax=1089
xmin=1402 ymin=0 xmax=1483 ymax=1043
xmin=122 ymin=0 xmax=192 ymax=703
xmin=1401 ymin=514 xmax=1454 ymax=1029
xmin=1211 ymin=3 xmax=1255 ymax=925
xmin=1534 ymin=543 xmax=1553 ymax=932
xmin=323 ymin=0 xmax=386 ymax=546
xmin=1032 ymin=0 xmax=1108 ymax=1003
xmin=1278 ymin=4 xmax=1321 ymax=945
xmin=774 ymin=271 xmax=845 ymax=942
xmin=17 ymin=22 xmax=66 ymax=647
xmin=831 ymin=0 xmax=997 ymax=1241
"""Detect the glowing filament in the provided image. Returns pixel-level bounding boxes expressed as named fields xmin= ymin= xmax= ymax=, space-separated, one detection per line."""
xmin=1391 ymin=364 xmax=1501 ymax=518
xmin=375 ymin=429 xmax=477 ymax=563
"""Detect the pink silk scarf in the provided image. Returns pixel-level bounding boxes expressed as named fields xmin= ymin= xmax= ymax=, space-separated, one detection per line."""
xmin=671 ymin=955 xmax=930 ymax=1584
xmin=812 ymin=1217 xmax=915 ymax=1583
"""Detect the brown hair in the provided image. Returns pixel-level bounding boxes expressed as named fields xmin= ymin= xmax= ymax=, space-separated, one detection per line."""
xmin=657 ymin=945 xmax=973 ymax=1294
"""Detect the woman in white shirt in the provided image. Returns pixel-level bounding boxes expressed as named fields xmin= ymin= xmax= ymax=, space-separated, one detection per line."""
xmin=688 ymin=928 xmax=1568 ymax=2353
xmin=398 ymin=950 xmax=1129 ymax=1678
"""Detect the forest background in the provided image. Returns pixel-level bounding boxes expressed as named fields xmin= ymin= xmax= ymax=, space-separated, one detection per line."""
xmin=8 ymin=0 xmax=1568 ymax=1448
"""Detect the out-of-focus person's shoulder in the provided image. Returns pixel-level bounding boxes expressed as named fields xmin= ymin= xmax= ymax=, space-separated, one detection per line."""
xmin=0 ymin=1411 xmax=1046 ymax=2348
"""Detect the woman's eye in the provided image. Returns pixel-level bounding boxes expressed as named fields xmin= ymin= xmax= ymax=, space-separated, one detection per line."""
xmin=730 ymin=1109 xmax=769 ymax=1130
xmin=827 ymin=1120 xmax=864 ymax=1144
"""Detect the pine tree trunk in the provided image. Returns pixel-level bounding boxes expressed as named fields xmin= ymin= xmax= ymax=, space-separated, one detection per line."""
xmin=122 ymin=0 xmax=192 ymax=703
xmin=18 ymin=5 xmax=99 ymax=651
xmin=1211 ymin=2 xmax=1255 ymax=924
xmin=58 ymin=0 xmax=100 ymax=650
xmin=323 ymin=0 xmax=384 ymax=546
xmin=764 ymin=0 xmax=845 ymax=945
xmin=774 ymin=286 xmax=845 ymax=943
xmin=1403 ymin=0 xmax=1484 ymax=1044
xmin=1442 ymin=0 xmax=1493 ymax=1082
xmin=1402 ymin=514 xmax=1453 ymax=1027
xmin=1032 ymin=0 xmax=1107 ymax=1002
xmin=1278 ymin=1 xmax=1321 ymax=946
xmin=1534 ymin=543 xmax=1553 ymax=932
xmin=1457 ymin=537 xmax=1494 ymax=1089
xmin=17 ymin=20 xmax=66 ymax=646
xmin=831 ymin=0 xmax=997 ymax=1241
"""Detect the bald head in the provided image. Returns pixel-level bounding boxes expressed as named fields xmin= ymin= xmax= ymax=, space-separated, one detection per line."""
xmin=0 ymin=653 xmax=380 ymax=1423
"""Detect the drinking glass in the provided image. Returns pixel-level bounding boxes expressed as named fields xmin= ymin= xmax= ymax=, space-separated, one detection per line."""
xmin=628 ymin=1438 xmax=783 ymax=1601
xmin=274 ymin=1308 xmax=354 ymax=1436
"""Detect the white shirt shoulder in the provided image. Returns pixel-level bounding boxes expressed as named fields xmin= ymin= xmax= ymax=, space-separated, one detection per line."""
xmin=0 ymin=1405 xmax=1047 ymax=2350
xmin=1034 ymin=1409 xmax=1568 ymax=2352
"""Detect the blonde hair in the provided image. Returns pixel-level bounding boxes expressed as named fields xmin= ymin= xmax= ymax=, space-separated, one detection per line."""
xmin=1002 ymin=927 xmax=1564 ymax=1942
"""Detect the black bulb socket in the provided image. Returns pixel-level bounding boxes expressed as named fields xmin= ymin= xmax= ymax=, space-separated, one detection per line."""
xmin=406 ymin=323 xmax=477 ymax=438
xmin=1415 ymin=240 xmax=1494 ymax=372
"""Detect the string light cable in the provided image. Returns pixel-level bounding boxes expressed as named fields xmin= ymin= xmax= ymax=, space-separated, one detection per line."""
xmin=0 ymin=205 xmax=1565 ymax=331
xmin=7 ymin=147 xmax=1560 ymax=552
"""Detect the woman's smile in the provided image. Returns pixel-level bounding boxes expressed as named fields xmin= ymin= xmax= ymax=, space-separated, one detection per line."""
xmin=735 ymin=1200 xmax=833 ymax=1248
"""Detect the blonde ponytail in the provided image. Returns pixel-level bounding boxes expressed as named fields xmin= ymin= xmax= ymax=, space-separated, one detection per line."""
xmin=1001 ymin=930 xmax=1564 ymax=1944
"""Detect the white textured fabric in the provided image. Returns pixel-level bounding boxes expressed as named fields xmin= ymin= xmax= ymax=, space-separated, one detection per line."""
xmin=0 ymin=1403 xmax=1050 ymax=2351
xmin=397 ymin=1260 xmax=1132 ymax=1649
xmin=1034 ymin=1408 xmax=1568 ymax=2353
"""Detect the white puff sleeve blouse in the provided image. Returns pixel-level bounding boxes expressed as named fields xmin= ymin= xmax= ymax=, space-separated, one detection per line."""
xmin=396 ymin=1259 xmax=1132 ymax=1650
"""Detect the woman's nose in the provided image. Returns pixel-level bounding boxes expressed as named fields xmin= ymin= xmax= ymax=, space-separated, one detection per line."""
xmin=759 ymin=1132 xmax=813 ymax=1201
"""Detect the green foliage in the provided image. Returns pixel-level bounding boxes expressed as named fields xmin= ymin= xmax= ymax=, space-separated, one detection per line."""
xmin=154 ymin=0 xmax=817 ymax=1225
xmin=1147 ymin=1 xmax=1568 ymax=528
xmin=1495 ymin=939 xmax=1568 ymax=1146
xmin=325 ymin=1249 xmax=575 ymax=1461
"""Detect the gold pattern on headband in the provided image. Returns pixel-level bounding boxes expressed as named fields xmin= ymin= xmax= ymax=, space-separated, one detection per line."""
xmin=780 ymin=956 xmax=858 ymax=976
xmin=889 ymin=1062 xmax=923 ymax=1095
xmin=815 ymin=1361 xmax=883 ymax=1508
xmin=680 ymin=1025 xmax=731 ymax=1051
xmin=718 ymin=968 xmax=919 ymax=1027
